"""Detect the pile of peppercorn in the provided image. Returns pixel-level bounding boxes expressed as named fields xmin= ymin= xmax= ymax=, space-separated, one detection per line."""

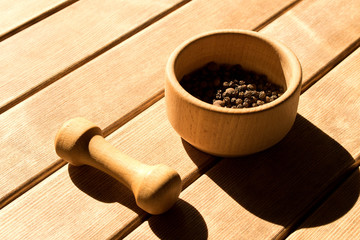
xmin=180 ymin=62 xmax=284 ymax=108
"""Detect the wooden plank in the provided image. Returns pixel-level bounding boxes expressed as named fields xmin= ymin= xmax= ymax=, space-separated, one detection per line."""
xmin=0 ymin=0 xmax=185 ymax=205
xmin=0 ymin=0 xmax=300 ymax=239
xmin=0 ymin=0 xmax=184 ymax=112
xmin=126 ymin=102 xmax=360 ymax=239
xmin=283 ymin=45 xmax=360 ymax=239
xmin=0 ymin=0 xmax=296 ymax=207
xmin=297 ymin=47 xmax=360 ymax=158
xmin=3 ymin=43 xmax=360 ymax=239
xmin=0 ymin=99 xmax=213 ymax=239
xmin=126 ymin=1 xmax=360 ymax=239
xmin=260 ymin=0 xmax=360 ymax=88
xmin=128 ymin=36 xmax=360 ymax=240
xmin=0 ymin=165 xmax=141 ymax=240
xmin=1 ymin=0 xmax=359 ymax=238
xmin=287 ymin=169 xmax=360 ymax=240
xmin=0 ymin=0 xmax=78 ymax=41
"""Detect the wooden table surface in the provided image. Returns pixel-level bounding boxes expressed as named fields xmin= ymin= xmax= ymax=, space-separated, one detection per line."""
xmin=1 ymin=0 xmax=360 ymax=239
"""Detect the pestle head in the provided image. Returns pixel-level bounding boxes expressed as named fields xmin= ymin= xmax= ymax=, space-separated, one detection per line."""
xmin=134 ymin=164 xmax=182 ymax=215
xmin=55 ymin=117 xmax=102 ymax=166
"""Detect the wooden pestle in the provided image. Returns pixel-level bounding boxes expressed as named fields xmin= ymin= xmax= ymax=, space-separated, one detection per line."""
xmin=55 ymin=117 xmax=182 ymax=215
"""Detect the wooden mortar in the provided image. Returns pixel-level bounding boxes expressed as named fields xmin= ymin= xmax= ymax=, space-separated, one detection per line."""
xmin=166 ymin=30 xmax=302 ymax=157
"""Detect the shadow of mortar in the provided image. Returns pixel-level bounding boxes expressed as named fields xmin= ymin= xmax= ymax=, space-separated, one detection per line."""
xmin=183 ymin=114 xmax=359 ymax=227
xmin=300 ymin=167 xmax=360 ymax=228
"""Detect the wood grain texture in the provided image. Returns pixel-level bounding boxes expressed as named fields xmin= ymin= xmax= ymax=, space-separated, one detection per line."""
xmin=0 ymin=100 xmax=214 ymax=239
xmin=127 ymin=40 xmax=360 ymax=240
xmin=0 ymin=0 xmax=296 ymax=207
xmin=127 ymin=102 xmax=360 ymax=239
xmin=297 ymin=47 xmax=360 ymax=159
xmin=0 ymin=0 xmax=185 ymax=206
xmin=0 ymin=1 xmax=299 ymax=237
xmin=282 ymin=45 xmax=360 ymax=240
xmin=0 ymin=0 xmax=182 ymax=112
xmin=287 ymin=169 xmax=360 ymax=240
xmin=3 ymin=43 xmax=360 ymax=238
xmin=129 ymin=43 xmax=360 ymax=239
xmin=1 ymin=0 xmax=360 ymax=239
xmin=261 ymin=0 xmax=360 ymax=88
xmin=0 ymin=165 xmax=143 ymax=240
xmin=0 ymin=0 xmax=77 ymax=41
xmin=127 ymin=1 xmax=360 ymax=239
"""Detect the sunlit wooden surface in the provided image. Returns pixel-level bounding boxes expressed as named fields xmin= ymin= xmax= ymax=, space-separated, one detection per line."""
xmin=1 ymin=0 xmax=359 ymax=239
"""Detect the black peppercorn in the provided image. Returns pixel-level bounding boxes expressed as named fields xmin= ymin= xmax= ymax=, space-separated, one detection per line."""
xmin=243 ymin=102 xmax=250 ymax=108
xmin=235 ymin=98 xmax=243 ymax=105
xmin=213 ymin=100 xmax=224 ymax=107
xmin=238 ymin=91 xmax=244 ymax=99
xmin=257 ymin=100 xmax=264 ymax=105
xmin=179 ymin=61 xmax=285 ymax=109
xmin=247 ymin=84 xmax=256 ymax=90
xmin=265 ymin=96 xmax=271 ymax=103
xmin=244 ymin=90 xmax=252 ymax=98
xmin=259 ymin=91 xmax=266 ymax=100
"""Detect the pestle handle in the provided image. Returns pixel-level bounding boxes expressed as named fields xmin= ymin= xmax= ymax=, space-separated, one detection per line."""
xmin=55 ymin=117 xmax=182 ymax=215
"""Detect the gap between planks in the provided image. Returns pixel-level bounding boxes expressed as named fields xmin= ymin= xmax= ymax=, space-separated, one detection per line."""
xmin=275 ymin=155 xmax=360 ymax=240
xmin=0 ymin=0 xmax=302 ymax=210
xmin=253 ymin=0 xmax=302 ymax=32
xmin=0 ymin=0 xmax=191 ymax=115
xmin=0 ymin=0 xmax=80 ymax=42
xmin=301 ymin=39 xmax=360 ymax=94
